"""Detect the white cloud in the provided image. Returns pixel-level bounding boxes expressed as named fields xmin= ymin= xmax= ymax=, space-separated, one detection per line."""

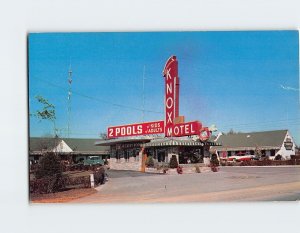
xmin=280 ymin=84 xmax=299 ymax=91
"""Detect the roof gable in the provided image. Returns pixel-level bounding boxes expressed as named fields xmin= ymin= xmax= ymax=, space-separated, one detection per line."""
xmin=53 ymin=140 xmax=73 ymax=153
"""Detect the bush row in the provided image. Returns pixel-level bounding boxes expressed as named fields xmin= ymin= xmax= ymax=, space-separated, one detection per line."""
xmin=30 ymin=169 xmax=106 ymax=194
xmin=221 ymin=159 xmax=300 ymax=167
xmin=62 ymin=164 xmax=104 ymax=172
xmin=30 ymin=175 xmax=66 ymax=194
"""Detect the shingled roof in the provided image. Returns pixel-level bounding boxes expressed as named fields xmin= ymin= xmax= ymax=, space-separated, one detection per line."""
xmin=212 ymin=130 xmax=288 ymax=151
xmin=62 ymin=138 xmax=109 ymax=152
xmin=29 ymin=137 xmax=110 ymax=153
xmin=29 ymin=137 xmax=58 ymax=152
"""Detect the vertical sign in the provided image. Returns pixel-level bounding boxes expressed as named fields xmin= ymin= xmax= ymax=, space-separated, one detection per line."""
xmin=163 ymin=56 xmax=179 ymax=137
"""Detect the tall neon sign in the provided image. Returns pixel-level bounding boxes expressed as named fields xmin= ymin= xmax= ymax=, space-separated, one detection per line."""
xmin=107 ymin=55 xmax=211 ymax=140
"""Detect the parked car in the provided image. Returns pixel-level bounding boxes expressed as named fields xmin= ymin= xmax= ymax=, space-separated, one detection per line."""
xmin=83 ymin=156 xmax=104 ymax=166
xmin=226 ymin=152 xmax=256 ymax=162
xmin=235 ymin=155 xmax=255 ymax=162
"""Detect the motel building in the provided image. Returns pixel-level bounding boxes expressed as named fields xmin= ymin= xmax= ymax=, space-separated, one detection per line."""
xmin=211 ymin=129 xmax=296 ymax=160
xmin=29 ymin=137 xmax=110 ymax=164
xmin=95 ymin=136 xmax=220 ymax=170
xmin=95 ymin=129 xmax=297 ymax=171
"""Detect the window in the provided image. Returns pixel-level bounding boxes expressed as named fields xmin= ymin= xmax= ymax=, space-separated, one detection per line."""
xmin=270 ymin=150 xmax=275 ymax=157
xmin=124 ymin=151 xmax=129 ymax=162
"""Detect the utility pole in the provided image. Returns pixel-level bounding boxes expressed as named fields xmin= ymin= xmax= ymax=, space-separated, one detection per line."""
xmin=67 ymin=62 xmax=73 ymax=138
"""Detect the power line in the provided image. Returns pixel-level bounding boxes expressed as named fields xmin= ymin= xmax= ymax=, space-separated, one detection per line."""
xmin=221 ymin=118 xmax=300 ymax=128
xmin=34 ymin=77 xmax=163 ymax=114
xmin=221 ymin=121 xmax=300 ymax=132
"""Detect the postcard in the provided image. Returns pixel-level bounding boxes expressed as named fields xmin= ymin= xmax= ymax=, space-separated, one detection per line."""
xmin=28 ymin=31 xmax=300 ymax=203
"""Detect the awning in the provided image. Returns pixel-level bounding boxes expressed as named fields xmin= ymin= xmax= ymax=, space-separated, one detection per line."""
xmin=143 ymin=138 xmax=221 ymax=148
xmin=95 ymin=136 xmax=153 ymax=146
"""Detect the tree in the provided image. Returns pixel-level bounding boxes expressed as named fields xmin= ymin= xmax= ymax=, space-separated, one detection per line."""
xmin=169 ymin=155 xmax=179 ymax=168
xmin=34 ymin=152 xmax=64 ymax=193
xmin=35 ymin=152 xmax=62 ymax=178
xmin=145 ymin=156 xmax=155 ymax=168
xmin=254 ymin=146 xmax=262 ymax=160
xmin=32 ymin=95 xmax=57 ymax=136
xmin=210 ymin=153 xmax=219 ymax=167
xmin=99 ymin=133 xmax=108 ymax=139
xmin=227 ymin=129 xmax=236 ymax=135
xmin=36 ymin=136 xmax=57 ymax=152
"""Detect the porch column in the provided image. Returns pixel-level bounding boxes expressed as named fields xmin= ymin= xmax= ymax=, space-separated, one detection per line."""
xmin=140 ymin=147 xmax=147 ymax=172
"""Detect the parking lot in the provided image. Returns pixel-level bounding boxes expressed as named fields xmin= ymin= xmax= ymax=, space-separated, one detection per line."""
xmin=71 ymin=166 xmax=300 ymax=203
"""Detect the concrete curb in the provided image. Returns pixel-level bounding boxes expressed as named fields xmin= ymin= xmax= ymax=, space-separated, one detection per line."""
xmin=220 ymin=165 xmax=300 ymax=168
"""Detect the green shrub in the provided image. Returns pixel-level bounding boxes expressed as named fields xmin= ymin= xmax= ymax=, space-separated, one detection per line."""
xmin=30 ymin=174 xmax=68 ymax=194
xmin=169 ymin=155 xmax=179 ymax=169
xmin=210 ymin=154 xmax=219 ymax=167
xmin=145 ymin=156 xmax=155 ymax=168
xmin=156 ymin=163 xmax=169 ymax=171
xmin=34 ymin=152 xmax=64 ymax=193
xmin=35 ymin=152 xmax=62 ymax=179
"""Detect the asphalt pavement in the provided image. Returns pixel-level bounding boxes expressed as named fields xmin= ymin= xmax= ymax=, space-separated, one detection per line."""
xmin=71 ymin=166 xmax=300 ymax=203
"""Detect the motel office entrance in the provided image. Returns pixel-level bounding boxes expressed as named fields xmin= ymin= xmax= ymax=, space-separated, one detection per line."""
xmin=96 ymin=137 xmax=219 ymax=170
xmin=144 ymin=146 xmax=208 ymax=164
xmin=143 ymin=137 xmax=219 ymax=164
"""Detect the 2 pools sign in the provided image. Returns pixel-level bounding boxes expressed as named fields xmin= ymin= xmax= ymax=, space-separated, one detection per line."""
xmin=108 ymin=120 xmax=164 ymax=138
xmin=107 ymin=56 xmax=211 ymax=140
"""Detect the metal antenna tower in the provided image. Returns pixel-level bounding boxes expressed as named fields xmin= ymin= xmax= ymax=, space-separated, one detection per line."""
xmin=67 ymin=63 xmax=73 ymax=138
xmin=142 ymin=65 xmax=146 ymax=122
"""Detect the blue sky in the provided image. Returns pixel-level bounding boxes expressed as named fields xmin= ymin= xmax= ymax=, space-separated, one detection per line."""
xmin=28 ymin=31 xmax=300 ymax=144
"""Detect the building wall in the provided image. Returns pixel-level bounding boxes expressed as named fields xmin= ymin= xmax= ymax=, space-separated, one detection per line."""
xmin=108 ymin=150 xmax=142 ymax=171
xmin=274 ymin=131 xmax=296 ymax=159
xmin=108 ymin=147 xmax=180 ymax=171
xmin=53 ymin=140 xmax=73 ymax=153
xmin=217 ymin=131 xmax=297 ymax=160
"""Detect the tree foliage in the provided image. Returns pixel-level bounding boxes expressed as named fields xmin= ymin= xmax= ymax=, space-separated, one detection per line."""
xmin=34 ymin=95 xmax=56 ymax=121
xmin=145 ymin=156 xmax=155 ymax=168
xmin=35 ymin=152 xmax=62 ymax=179
xmin=210 ymin=153 xmax=219 ymax=166
xmin=99 ymin=133 xmax=108 ymax=139
xmin=254 ymin=146 xmax=262 ymax=159
xmin=31 ymin=95 xmax=57 ymax=136
xmin=227 ymin=129 xmax=237 ymax=135
xmin=169 ymin=155 xmax=179 ymax=168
